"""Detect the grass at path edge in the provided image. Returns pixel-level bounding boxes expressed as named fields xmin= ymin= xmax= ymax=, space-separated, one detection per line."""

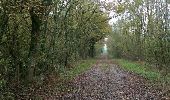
xmin=115 ymin=59 xmax=170 ymax=84
xmin=60 ymin=59 xmax=96 ymax=81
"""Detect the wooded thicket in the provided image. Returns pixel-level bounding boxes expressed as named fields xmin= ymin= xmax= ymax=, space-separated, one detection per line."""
xmin=109 ymin=0 xmax=170 ymax=73
xmin=0 ymin=0 xmax=111 ymax=99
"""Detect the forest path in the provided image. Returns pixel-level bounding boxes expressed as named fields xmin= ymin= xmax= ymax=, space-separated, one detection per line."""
xmin=53 ymin=55 xmax=167 ymax=100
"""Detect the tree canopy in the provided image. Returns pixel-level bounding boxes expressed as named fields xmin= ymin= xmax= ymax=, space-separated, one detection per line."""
xmin=109 ymin=0 xmax=170 ymax=72
xmin=0 ymin=0 xmax=112 ymax=99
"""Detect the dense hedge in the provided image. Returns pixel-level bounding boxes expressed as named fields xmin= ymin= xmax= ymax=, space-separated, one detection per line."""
xmin=0 ymin=0 xmax=111 ymax=99
xmin=109 ymin=0 xmax=170 ymax=72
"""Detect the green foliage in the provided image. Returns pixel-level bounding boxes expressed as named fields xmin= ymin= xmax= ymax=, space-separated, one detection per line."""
xmin=116 ymin=4 xmax=125 ymax=14
xmin=0 ymin=0 xmax=111 ymax=99
xmin=109 ymin=0 xmax=170 ymax=73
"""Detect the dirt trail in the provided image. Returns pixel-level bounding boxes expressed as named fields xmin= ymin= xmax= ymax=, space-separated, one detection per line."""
xmin=52 ymin=56 xmax=169 ymax=100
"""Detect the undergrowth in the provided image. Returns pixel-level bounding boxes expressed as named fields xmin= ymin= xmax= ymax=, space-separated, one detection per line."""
xmin=60 ymin=59 xmax=96 ymax=81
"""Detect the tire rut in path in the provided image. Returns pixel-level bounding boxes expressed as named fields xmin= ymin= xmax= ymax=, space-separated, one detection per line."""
xmin=55 ymin=59 xmax=167 ymax=100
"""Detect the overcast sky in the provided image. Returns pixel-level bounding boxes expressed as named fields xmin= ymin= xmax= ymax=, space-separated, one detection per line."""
xmin=100 ymin=0 xmax=118 ymax=25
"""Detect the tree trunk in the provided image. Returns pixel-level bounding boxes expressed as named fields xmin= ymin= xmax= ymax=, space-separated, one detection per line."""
xmin=27 ymin=7 xmax=41 ymax=83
